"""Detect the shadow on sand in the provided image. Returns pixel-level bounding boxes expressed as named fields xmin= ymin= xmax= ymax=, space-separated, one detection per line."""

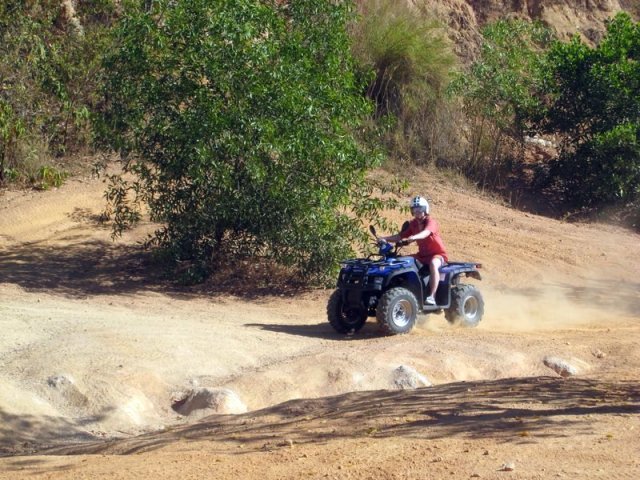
xmin=0 ymin=239 xmax=308 ymax=300
xmin=243 ymin=321 xmax=384 ymax=340
xmin=0 ymin=408 xmax=113 ymax=458
xmin=3 ymin=376 xmax=634 ymax=464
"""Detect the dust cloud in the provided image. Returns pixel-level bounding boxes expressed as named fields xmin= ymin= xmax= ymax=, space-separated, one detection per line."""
xmin=480 ymin=281 xmax=637 ymax=331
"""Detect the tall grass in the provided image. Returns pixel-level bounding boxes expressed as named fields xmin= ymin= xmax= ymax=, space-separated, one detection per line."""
xmin=350 ymin=0 xmax=459 ymax=165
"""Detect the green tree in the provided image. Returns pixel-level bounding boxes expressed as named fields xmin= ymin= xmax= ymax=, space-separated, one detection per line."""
xmin=98 ymin=0 xmax=392 ymax=284
xmin=537 ymin=13 xmax=640 ymax=209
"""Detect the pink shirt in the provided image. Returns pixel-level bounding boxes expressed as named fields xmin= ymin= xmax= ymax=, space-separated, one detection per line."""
xmin=401 ymin=217 xmax=448 ymax=263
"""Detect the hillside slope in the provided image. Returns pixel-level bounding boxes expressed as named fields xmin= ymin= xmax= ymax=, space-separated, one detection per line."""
xmin=402 ymin=0 xmax=636 ymax=60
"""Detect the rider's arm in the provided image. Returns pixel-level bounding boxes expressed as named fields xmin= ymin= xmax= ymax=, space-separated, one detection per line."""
xmin=405 ymin=218 xmax=435 ymax=243
xmin=380 ymin=233 xmax=402 ymax=243
xmin=405 ymin=228 xmax=432 ymax=242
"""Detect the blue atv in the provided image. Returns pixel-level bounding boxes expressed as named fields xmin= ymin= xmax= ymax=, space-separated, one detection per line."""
xmin=327 ymin=224 xmax=484 ymax=335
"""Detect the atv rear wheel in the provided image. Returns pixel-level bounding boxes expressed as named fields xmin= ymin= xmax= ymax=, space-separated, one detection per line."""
xmin=445 ymin=284 xmax=484 ymax=327
xmin=376 ymin=287 xmax=419 ymax=335
xmin=327 ymin=289 xmax=367 ymax=334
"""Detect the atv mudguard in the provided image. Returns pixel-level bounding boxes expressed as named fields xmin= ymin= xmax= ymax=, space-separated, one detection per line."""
xmin=382 ymin=263 xmax=423 ymax=303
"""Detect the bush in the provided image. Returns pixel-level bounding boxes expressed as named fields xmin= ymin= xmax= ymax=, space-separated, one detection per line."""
xmin=537 ymin=13 xmax=640 ymax=210
xmin=447 ymin=19 xmax=553 ymax=188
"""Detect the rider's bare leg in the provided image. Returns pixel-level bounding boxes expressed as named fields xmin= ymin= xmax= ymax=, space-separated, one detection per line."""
xmin=428 ymin=256 xmax=443 ymax=298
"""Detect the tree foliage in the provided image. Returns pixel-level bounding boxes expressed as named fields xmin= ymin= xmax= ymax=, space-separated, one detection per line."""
xmin=98 ymin=0 xmax=393 ymax=284
xmin=536 ymin=13 xmax=640 ymax=209
xmin=449 ymin=14 xmax=639 ymax=222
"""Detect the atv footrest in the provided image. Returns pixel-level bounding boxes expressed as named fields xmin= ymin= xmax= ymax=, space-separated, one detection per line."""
xmin=422 ymin=304 xmax=444 ymax=312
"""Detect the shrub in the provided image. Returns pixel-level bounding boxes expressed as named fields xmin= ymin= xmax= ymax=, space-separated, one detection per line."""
xmin=447 ymin=19 xmax=553 ymax=189
xmin=537 ymin=13 xmax=640 ymax=210
xmin=0 ymin=1 xmax=116 ymax=185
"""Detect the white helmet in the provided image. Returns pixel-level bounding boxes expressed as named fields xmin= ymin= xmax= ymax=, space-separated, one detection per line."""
xmin=410 ymin=195 xmax=429 ymax=214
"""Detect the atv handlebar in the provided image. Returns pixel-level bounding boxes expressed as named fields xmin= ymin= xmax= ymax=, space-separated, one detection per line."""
xmin=371 ymin=238 xmax=409 ymax=259
xmin=377 ymin=237 xmax=410 ymax=247
xmin=369 ymin=224 xmax=410 ymax=257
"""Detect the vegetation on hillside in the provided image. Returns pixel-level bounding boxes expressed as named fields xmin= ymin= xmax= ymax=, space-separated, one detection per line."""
xmin=0 ymin=1 xmax=116 ymax=188
xmin=445 ymin=14 xmax=639 ymax=224
xmin=447 ymin=19 xmax=553 ymax=188
xmin=1 ymin=1 xmax=638 ymax=283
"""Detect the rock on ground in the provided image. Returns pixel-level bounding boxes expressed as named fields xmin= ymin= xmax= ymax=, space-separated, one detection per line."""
xmin=173 ymin=388 xmax=247 ymax=417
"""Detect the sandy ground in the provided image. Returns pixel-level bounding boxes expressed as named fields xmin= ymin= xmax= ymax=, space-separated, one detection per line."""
xmin=0 ymin=165 xmax=639 ymax=479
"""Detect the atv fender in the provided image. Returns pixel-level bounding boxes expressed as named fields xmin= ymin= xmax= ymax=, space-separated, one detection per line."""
xmin=466 ymin=271 xmax=482 ymax=281
xmin=385 ymin=268 xmax=423 ymax=302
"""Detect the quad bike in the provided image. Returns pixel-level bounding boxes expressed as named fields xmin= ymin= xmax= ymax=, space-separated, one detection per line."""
xmin=327 ymin=224 xmax=484 ymax=335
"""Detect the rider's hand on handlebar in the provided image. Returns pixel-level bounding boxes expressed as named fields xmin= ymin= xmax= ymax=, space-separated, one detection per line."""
xmin=397 ymin=239 xmax=410 ymax=247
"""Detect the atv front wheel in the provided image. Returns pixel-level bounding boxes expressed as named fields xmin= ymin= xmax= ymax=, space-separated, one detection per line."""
xmin=445 ymin=284 xmax=484 ymax=327
xmin=376 ymin=287 xmax=419 ymax=335
xmin=327 ymin=289 xmax=367 ymax=334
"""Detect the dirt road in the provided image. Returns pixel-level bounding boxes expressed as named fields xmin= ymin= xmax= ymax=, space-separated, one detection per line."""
xmin=0 ymin=166 xmax=638 ymax=479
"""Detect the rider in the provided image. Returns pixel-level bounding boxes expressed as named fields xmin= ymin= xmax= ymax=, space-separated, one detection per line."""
xmin=379 ymin=196 xmax=449 ymax=305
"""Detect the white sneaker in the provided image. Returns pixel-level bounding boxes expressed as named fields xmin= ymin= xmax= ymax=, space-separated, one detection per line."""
xmin=426 ymin=295 xmax=436 ymax=305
